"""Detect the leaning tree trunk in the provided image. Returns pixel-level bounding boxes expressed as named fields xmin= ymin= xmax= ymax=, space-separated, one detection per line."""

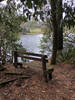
xmin=50 ymin=0 xmax=58 ymax=64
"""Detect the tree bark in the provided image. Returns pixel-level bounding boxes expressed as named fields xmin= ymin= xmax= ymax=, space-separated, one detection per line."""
xmin=50 ymin=0 xmax=58 ymax=64
xmin=57 ymin=0 xmax=63 ymax=50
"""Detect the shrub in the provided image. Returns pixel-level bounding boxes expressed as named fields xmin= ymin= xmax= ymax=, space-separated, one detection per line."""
xmin=57 ymin=48 xmax=75 ymax=63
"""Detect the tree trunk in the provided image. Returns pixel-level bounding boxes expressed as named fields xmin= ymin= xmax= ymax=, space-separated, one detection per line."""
xmin=50 ymin=0 xmax=58 ymax=64
xmin=57 ymin=0 xmax=63 ymax=50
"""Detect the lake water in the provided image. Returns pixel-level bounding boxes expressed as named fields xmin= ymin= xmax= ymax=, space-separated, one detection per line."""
xmin=19 ymin=34 xmax=43 ymax=54
xmin=19 ymin=33 xmax=75 ymax=59
xmin=17 ymin=33 xmax=75 ymax=63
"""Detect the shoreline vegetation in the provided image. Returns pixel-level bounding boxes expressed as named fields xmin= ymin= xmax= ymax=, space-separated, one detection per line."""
xmin=21 ymin=28 xmax=44 ymax=35
xmin=20 ymin=21 xmax=45 ymax=35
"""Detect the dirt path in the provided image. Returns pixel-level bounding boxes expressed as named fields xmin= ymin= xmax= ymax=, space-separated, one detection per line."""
xmin=0 ymin=61 xmax=75 ymax=100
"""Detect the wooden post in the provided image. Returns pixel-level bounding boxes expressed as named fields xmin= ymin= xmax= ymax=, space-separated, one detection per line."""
xmin=42 ymin=55 xmax=47 ymax=82
xmin=14 ymin=51 xmax=18 ymax=68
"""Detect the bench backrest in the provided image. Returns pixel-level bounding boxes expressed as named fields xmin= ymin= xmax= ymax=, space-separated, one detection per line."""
xmin=13 ymin=51 xmax=48 ymax=64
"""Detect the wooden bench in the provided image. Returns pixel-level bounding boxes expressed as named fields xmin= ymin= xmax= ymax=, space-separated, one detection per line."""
xmin=13 ymin=51 xmax=54 ymax=82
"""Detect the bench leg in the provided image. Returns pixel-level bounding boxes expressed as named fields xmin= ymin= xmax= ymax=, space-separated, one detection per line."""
xmin=44 ymin=72 xmax=48 ymax=82
xmin=47 ymin=68 xmax=54 ymax=80
xmin=49 ymin=73 xmax=52 ymax=80
xmin=42 ymin=56 xmax=48 ymax=82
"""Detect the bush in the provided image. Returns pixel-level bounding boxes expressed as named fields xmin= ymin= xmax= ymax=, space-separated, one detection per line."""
xmin=57 ymin=48 xmax=75 ymax=63
xmin=0 ymin=3 xmax=26 ymax=64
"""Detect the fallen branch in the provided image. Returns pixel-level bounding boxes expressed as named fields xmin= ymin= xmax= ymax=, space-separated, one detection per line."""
xmin=4 ymin=71 xmax=24 ymax=75
xmin=0 ymin=76 xmax=31 ymax=88
xmin=0 ymin=78 xmax=16 ymax=88
xmin=4 ymin=71 xmax=31 ymax=76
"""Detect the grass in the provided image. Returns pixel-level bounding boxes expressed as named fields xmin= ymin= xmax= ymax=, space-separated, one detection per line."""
xmin=30 ymin=28 xmax=44 ymax=34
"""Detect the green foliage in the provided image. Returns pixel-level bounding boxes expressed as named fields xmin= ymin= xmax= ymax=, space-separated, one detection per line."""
xmin=40 ymin=18 xmax=53 ymax=54
xmin=64 ymin=3 xmax=75 ymax=29
xmin=0 ymin=2 xmax=26 ymax=64
xmin=21 ymin=0 xmax=47 ymax=8
xmin=57 ymin=48 xmax=75 ymax=63
xmin=57 ymin=33 xmax=75 ymax=63
xmin=40 ymin=35 xmax=52 ymax=54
